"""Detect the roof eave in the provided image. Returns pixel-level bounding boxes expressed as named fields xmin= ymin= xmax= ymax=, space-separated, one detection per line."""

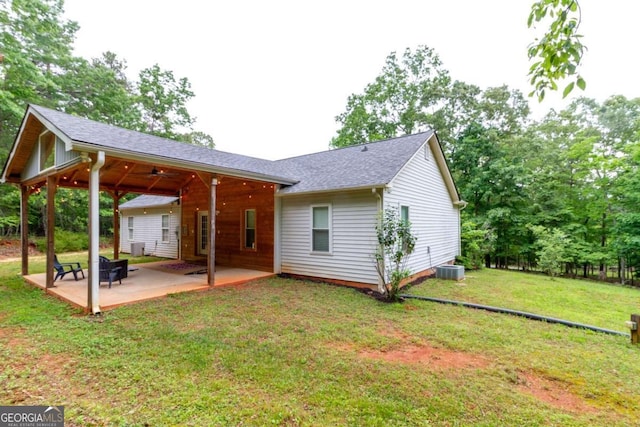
xmin=69 ymin=141 xmax=299 ymax=186
xmin=276 ymin=184 xmax=386 ymax=197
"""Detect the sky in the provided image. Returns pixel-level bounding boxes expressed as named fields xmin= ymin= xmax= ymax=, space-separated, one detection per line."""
xmin=62 ymin=0 xmax=640 ymax=160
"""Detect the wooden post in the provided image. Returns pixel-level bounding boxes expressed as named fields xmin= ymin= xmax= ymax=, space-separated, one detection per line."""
xmin=207 ymin=177 xmax=217 ymax=286
xmin=631 ymin=314 xmax=640 ymax=345
xmin=109 ymin=191 xmax=125 ymax=260
xmin=20 ymin=185 xmax=29 ymax=276
xmin=45 ymin=176 xmax=56 ymax=288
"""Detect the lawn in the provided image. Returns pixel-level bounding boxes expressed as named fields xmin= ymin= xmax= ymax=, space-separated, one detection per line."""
xmin=1 ymin=260 xmax=639 ymax=426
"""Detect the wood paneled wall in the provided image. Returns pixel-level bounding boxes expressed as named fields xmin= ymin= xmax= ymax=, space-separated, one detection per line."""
xmin=180 ymin=175 xmax=275 ymax=272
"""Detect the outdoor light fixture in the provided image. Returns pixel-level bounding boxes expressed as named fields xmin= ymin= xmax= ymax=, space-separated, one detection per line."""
xmin=80 ymin=151 xmax=91 ymax=163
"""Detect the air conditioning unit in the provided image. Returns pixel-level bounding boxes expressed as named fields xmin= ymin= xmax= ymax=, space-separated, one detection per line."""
xmin=436 ymin=265 xmax=464 ymax=280
xmin=131 ymin=242 xmax=145 ymax=257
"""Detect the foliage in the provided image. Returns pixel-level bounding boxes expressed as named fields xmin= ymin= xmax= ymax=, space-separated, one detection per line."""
xmin=137 ymin=64 xmax=195 ymax=139
xmin=529 ymin=225 xmax=569 ymax=277
xmin=374 ymin=207 xmax=416 ymax=301
xmin=528 ymin=0 xmax=586 ymax=101
xmin=32 ymin=228 xmax=88 ymax=252
xmin=330 ymin=45 xmax=450 ymax=148
xmin=458 ymin=220 xmax=495 ymax=270
xmin=0 ymin=0 xmax=215 ymax=239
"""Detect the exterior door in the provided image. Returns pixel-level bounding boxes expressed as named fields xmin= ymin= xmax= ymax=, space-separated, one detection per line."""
xmin=197 ymin=211 xmax=209 ymax=255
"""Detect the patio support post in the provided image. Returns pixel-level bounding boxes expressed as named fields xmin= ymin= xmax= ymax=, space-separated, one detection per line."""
xmin=88 ymin=151 xmax=105 ymax=314
xmin=45 ymin=176 xmax=56 ymax=288
xmin=273 ymin=185 xmax=281 ymax=274
xmin=20 ymin=184 xmax=29 ymax=276
xmin=208 ymin=177 xmax=217 ymax=286
xmin=109 ymin=191 xmax=125 ymax=260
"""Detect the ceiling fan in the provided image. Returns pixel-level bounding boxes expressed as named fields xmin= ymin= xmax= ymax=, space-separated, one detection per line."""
xmin=134 ymin=166 xmax=181 ymax=178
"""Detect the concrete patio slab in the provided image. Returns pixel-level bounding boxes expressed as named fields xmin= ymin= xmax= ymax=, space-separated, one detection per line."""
xmin=24 ymin=260 xmax=274 ymax=311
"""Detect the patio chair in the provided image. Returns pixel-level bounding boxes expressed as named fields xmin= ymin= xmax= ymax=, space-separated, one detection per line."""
xmin=99 ymin=256 xmax=129 ymax=288
xmin=53 ymin=254 xmax=85 ymax=282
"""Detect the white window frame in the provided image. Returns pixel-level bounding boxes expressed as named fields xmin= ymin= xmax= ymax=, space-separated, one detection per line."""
xmin=39 ymin=131 xmax=56 ymax=172
xmin=310 ymin=204 xmax=332 ymax=254
xmin=128 ymin=217 xmax=134 ymax=241
xmin=161 ymin=214 xmax=170 ymax=243
xmin=400 ymin=205 xmax=410 ymax=223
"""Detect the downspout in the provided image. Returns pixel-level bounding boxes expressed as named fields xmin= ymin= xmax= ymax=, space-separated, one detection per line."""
xmin=88 ymin=151 xmax=105 ymax=314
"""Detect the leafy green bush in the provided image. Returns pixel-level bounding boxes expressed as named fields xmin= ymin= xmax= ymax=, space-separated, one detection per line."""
xmin=459 ymin=220 xmax=495 ymax=270
xmin=33 ymin=228 xmax=89 ymax=253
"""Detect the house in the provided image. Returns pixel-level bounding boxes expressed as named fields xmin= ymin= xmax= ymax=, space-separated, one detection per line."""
xmin=118 ymin=195 xmax=180 ymax=259
xmin=1 ymin=104 xmax=464 ymax=313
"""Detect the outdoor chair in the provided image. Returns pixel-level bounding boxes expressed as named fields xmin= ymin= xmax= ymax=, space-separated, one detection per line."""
xmin=53 ymin=254 xmax=85 ymax=282
xmin=99 ymin=256 xmax=129 ymax=288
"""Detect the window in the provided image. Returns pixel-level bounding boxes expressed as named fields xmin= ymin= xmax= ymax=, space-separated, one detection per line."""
xmin=245 ymin=209 xmax=256 ymax=249
xmin=161 ymin=215 xmax=170 ymax=243
xmin=312 ymin=205 xmax=331 ymax=252
xmin=128 ymin=217 xmax=134 ymax=240
xmin=39 ymin=133 xmax=55 ymax=171
xmin=400 ymin=205 xmax=410 ymax=223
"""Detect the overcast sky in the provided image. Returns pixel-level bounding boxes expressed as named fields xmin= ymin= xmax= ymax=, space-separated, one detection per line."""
xmin=62 ymin=0 xmax=640 ymax=160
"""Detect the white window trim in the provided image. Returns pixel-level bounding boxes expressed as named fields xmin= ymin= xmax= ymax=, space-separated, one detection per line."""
xmin=310 ymin=204 xmax=332 ymax=255
xmin=161 ymin=214 xmax=170 ymax=243
xmin=400 ymin=205 xmax=410 ymax=223
xmin=38 ymin=130 xmax=55 ymax=173
xmin=128 ymin=217 xmax=134 ymax=241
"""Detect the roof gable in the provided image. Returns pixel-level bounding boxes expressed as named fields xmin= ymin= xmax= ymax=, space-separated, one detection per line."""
xmin=120 ymin=195 xmax=179 ymax=210
xmin=274 ymin=131 xmax=459 ymax=204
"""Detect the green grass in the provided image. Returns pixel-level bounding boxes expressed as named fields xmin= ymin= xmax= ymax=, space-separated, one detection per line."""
xmin=406 ymin=269 xmax=640 ymax=332
xmin=1 ymin=261 xmax=639 ymax=426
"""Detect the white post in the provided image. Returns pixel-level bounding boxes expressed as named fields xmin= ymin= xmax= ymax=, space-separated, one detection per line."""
xmin=88 ymin=151 xmax=105 ymax=314
xmin=207 ymin=177 xmax=217 ymax=286
xmin=273 ymin=185 xmax=282 ymax=274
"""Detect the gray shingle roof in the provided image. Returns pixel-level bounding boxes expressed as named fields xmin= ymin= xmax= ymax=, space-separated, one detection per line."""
xmin=31 ymin=105 xmax=299 ymax=184
xmin=120 ymin=195 xmax=179 ymax=209
xmin=274 ymin=132 xmax=434 ymax=195
xmin=26 ymin=105 xmax=442 ymax=196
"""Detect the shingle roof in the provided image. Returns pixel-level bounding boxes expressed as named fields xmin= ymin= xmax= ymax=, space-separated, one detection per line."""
xmin=274 ymin=132 xmax=434 ymax=195
xmin=120 ymin=195 xmax=179 ymax=209
xmin=15 ymin=106 xmax=449 ymax=197
xmin=30 ymin=105 xmax=299 ymax=184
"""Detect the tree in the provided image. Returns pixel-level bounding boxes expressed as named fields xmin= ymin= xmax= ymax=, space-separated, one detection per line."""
xmin=136 ymin=64 xmax=195 ymax=139
xmin=179 ymin=131 xmax=215 ymax=149
xmin=528 ymin=0 xmax=586 ymax=101
xmin=331 ymin=45 xmax=450 ymax=148
xmin=58 ymin=52 xmax=141 ymax=130
xmin=374 ymin=207 xmax=417 ymax=301
xmin=0 ymin=0 xmax=78 ymax=151
xmin=529 ymin=225 xmax=570 ymax=277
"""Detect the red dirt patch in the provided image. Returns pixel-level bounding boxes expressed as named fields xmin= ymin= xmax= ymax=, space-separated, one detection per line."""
xmin=359 ymin=344 xmax=490 ymax=369
xmin=0 ymin=238 xmax=40 ymax=260
xmin=516 ymin=371 xmax=597 ymax=414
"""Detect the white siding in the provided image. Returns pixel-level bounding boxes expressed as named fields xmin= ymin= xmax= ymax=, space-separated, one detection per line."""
xmin=119 ymin=207 xmax=180 ymax=259
xmin=384 ymin=142 xmax=460 ymax=274
xmin=280 ymin=190 xmax=380 ymax=284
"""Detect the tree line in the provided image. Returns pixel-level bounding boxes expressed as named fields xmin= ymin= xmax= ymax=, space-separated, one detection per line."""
xmin=0 ymin=0 xmax=213 ymax=237
xmin=331 ymin=46 xmax=640 ymax=282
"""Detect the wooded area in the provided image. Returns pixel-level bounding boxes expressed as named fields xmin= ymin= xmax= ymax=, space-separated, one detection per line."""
xmin=0 ymin=0 xmax=213 ymax=239
xmin=1 ymin=1 xmax=638 ymax=282
xmin=331 ymin=46 xmax=640 ymax=283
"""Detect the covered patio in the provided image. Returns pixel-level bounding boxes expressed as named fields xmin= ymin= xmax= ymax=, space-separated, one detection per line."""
xmin=24 ymin=260 xmax=274 ymax=311
xmin=1 ymin=105 xmax=297 ymax=314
